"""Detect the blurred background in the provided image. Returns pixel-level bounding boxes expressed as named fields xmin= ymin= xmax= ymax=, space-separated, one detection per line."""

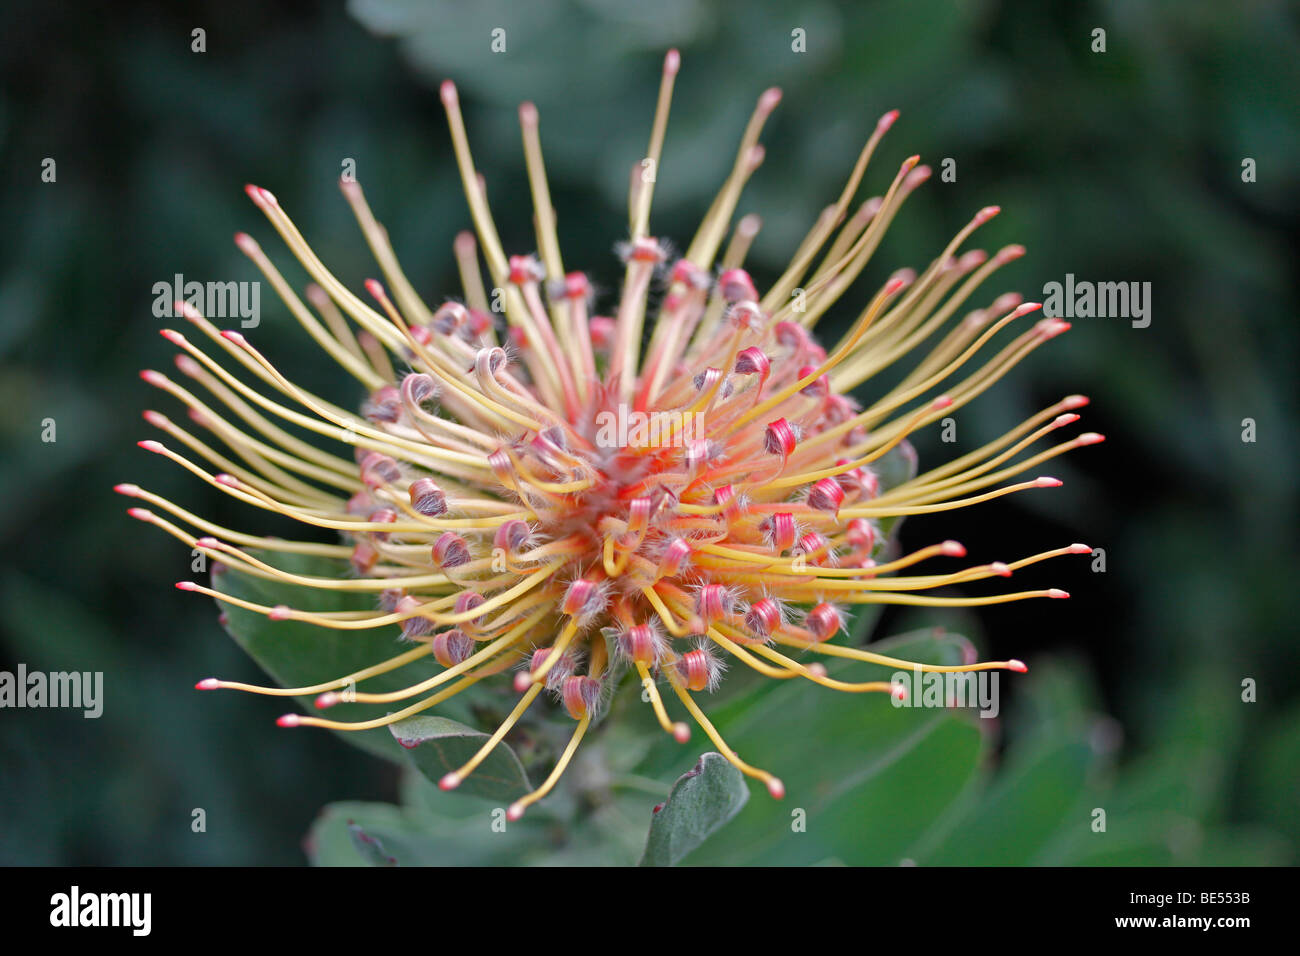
xmin=1 ymin=0 xmax=1296 ymax=864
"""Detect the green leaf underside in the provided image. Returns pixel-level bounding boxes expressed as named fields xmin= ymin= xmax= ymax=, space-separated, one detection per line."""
xmin=388 ymin=714 xmax=532 ymax=801
xmin=639 ymin=753 xmax=749 ymax=866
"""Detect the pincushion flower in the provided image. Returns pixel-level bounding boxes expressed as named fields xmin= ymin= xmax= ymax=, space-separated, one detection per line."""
xmin=122 ymin=51 xmax=1099 ymax=820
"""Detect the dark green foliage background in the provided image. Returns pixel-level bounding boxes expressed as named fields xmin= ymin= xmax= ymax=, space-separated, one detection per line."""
xmin=0 ymin=0 xmax=1296 ymax=864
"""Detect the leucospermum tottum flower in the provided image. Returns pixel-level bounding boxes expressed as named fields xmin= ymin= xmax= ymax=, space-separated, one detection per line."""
xmin=123 ymin=51 xmax=1101 ymax=819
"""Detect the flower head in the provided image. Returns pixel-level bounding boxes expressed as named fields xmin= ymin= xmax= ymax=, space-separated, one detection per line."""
xmin=125 ymin=52 xmax=1099 ymax=817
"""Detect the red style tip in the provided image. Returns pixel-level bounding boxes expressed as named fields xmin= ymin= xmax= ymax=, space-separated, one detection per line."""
xmin=439 ymin=80 xmax=458 ymax=106
xmin=892 ymin=684 xmax=908 ymax=701
xmin=314 ymin=692 xmax=339 ymax=710
xmin=175 ymin=581 xmax=198 ymax=591
xmin=940 ymin=540 xmax=966 ymax=557
xmin=364 ymin=278 xmax=386 ymax=300
xmin=506 ymin=803 xmax=525 ymax=822
xmin=1035 ymin=476 xmax=1063 ymax=488
xmin=139 ymin=369 xmax=166 ymax=386
xmin=438 ymin=772 xmax=461 ymax=791
xmin=1053 ymin=413 xmax=1081 ymax=428
xmin=195 ymin=678 xmax=221 ymax=690
xmin=269 ymin=604 xmax=291 ymax=621
xmin=878 ymin=108 xmax=900 ymax=131
xmin=1013 ymin=302 xmax=1044 ymax=318
xmin=214 ymin=473 xmax=239 ymax=486
xmin=234 ymin=232 xmax=258 ymax=254
xmin=931 ymin=394 xmax=953 ymax=410
xmin=126 ymin=507 xmax=153 ymax=520
xmin=672 ymin=722 xmax=691 ymax=744
xmin=159 ymin=328 xmax=185 ymax=346
xmin=137 ymin=439 xmax=165 ymax=453
xmin=664 ymin=49 xmax=680 ymax=75
xmin=518 ymin=101 xmax=538 ymax=126
xmin=1077 ymin=432 xmax=1105 ymax=445
xmin=1049 ymin=589 xmax=1070 ymax=599
xmin=766 ymin=778 xmax=786 ymax=800
xmin=1062 ymin=394 xmax=1090 ymax=409
xmin=243 ymin=183 xmax=262 ymax=203
xmin=220 ymin=330 xmax=248 ymax=346
xmin=1008 ymin=659 xmax=1028 ymax=673
xmin=276 ymin=714 xmax=301 ymax=728
xmin=758 ymin=87 xmax=782 ymax=113
xmin=1069 ymin=543 xmax=1092 ymax=554
xmin=113 ymin=483 xmax=140 ymax=496
xmin=975 ymin=205 xmax=1002 ymax=224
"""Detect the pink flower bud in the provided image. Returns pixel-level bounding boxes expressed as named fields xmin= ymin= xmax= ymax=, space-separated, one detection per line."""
xmin=805 ymin=603 xmax=843 ymax=642
xmin=408 ymin=478 xmax=447 ymax=516
xmin=562 ymin=675 xmax=603 ymax=719
xmin=432 ymin=630 xmax=475 ymax=668
xmin=431 ymin=532 xmax=470 ymax=569
xmin=718 ymin=268 xmax=757 ymax=302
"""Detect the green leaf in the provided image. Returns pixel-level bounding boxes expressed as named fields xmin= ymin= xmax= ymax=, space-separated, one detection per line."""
xmin=1195 ymin=827 xmax=1293 ymax=867
xmin=1052 ymin=810 xmax=1190 ymax=866
xmin=686 ymin=629 xmax=988 ymax=865
xmin=308 ymin=800 xmax=509 ymax=866
xmin=917 ymin=733 xmax=1101 ymax=865
xmin=211 ymin=550 xmax=447 ymax=761
xmin=389 ymin=714 xmax=532 ymax=802
xmin=916 ymin=659 xmax=1113 ymax=866
xmin=307 ymin=802 xmax=427 ymax=866
xmin=311 ymin=768 xmax=649 ymax=866
xmin=346 ymin=819 xmax=398 ymax=866
xmin=638 ymin=752 xmax=749 ymax=866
